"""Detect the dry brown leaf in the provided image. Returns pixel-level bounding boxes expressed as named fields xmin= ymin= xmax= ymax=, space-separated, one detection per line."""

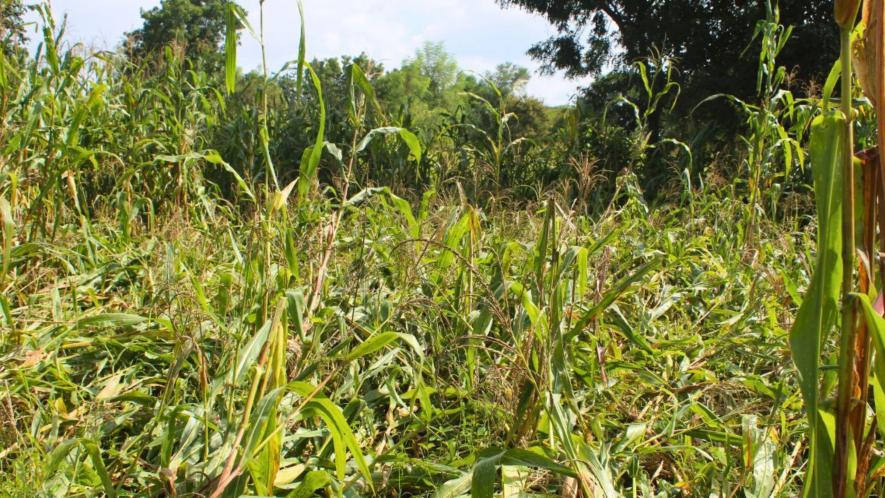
xmin=855 ymin=0 xmax=884 ymax=109
xmin=837 ymin=0 xmax=862 ymax=28
xmin=855 ymin=0 xmax=885 ymax=182
xmin=20 ymin=349 xmax=45 ymax=368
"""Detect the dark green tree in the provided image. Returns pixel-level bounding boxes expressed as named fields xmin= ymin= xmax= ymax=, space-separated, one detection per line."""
xmin=125 ymin=0 xmax=240 ymax=70
xmin=497 ymin=0 xmax=838 ymax=102
xmin=0 ymin=0 xmax=27 ymax=55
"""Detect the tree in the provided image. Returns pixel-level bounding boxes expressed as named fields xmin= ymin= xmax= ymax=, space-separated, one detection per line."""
xmin=404 ymin=42 xmax=460 ymax=107
xmin=0 ymin=0 xmax=27 ymax=55
xmin=497 ymin=0 xmax=838 ymax=103
xmin=375 ymin=42 xmax=462 ymax=132
xmin=125 ymin=0 xmax=239 ymax=70
xmin=484 ymin=63 xmax=530 ymax=98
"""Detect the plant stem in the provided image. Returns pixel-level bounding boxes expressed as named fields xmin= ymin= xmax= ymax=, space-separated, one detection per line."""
xmin=834 ymin=24 xmax=857 ymax=498
xmin=259 ymin=0 xmax=278 ymax=190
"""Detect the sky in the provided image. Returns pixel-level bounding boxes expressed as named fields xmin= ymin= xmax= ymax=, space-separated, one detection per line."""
xmin=26 ymin=0 xmax=584 ymax=106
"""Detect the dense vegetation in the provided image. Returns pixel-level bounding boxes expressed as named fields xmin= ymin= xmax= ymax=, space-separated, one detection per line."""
xmin=0 ymin=0 xmax=884 ymax=496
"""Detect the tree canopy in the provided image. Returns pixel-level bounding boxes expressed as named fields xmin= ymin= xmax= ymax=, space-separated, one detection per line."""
xmin=0 ymin=0 xmax=27 ymax=55
xmin=485 ymin=62 xmax=531 ymax=97
xmin=125 ymin=0 xmax=238 ymax=69
xmin=497 ymin=0 xmax=839 ymax=101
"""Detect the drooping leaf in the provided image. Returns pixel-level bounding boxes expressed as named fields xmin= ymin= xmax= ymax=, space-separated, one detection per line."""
xmin=470 ymin=447 xmax=575 ymax=498
xmin=341 ymin=331 xmax=423 ymax=362
xmin=348 ymin=63 xmax=384 ymax=120
xmin=855 ymin=294 xmax=885 ymax=440
xmin=204 ymin=150 xmax=255 ymax=201
xmin=1 ymin=197 xmax=14 ymax=284
xmin=432 ymin=471 xmax=472 ymax=498
xmin=742 ymin=415 xmax=776 ymax=498
xmin=356 ymin=126 xmax=423 ymax=165
xmin=45 ymin=439 xmax=79 ymax=477
xmin=471 ymin=448 xmax=504 ymax=498
xmin=289 ymin=382 xmax=372 ymax=486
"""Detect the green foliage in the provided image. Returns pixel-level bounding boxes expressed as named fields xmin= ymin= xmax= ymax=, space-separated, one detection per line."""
xmin=0 ymin=2 xmax=875 ymax=497
xmin=485 ymin=62 xmax=530 ymax=98
xmin=695 ymin=1 xmax=810 ymax=238
xmin=0 ymin=0 xmax=27 ymax=55
xmin=125 ymin=0 xmax=240 ymax=72
xmin=788 ymin=111 xmax=845 ymax=497
xmin=497 ymin=0 xmax=838 ymax=105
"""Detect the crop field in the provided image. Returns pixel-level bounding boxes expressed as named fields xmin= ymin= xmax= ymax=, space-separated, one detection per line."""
xmin=1 ymin=0 xmax=885 ymax=496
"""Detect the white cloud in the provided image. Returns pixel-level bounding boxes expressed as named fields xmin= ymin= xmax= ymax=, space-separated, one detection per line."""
xmin=30 ymin=0 xmax=579 ymax=105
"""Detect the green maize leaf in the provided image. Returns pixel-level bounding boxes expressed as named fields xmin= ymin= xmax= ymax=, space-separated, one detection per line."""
xmin=230 ymin=319 xmax=272 ymax=387
xmin=245 ymin=388 xmax=285 ymax=495
xmin=469 ymin=447 xmax=576 ymax=498
xmin=874 ymin=371 xmax=885 ymax=440
xmin=567 ymin=256 xmax=662 ymax=340
xmin=343 ymin=332 xmax=400 ymax=362
xmin=82 ymin=439 xmax=116 ymax=498
xmin=385 ymin=190 xmax=420 ymax=238
xmin=437 ymin=210 xmax=471 ymax=269
xmin=1 ymin=197 xmax=13 ymax=283
xmin=289 ymin=382 xmax=372 ymax=486
xmin=43 ymin=24 xmax=58 ymax=73
xmin=297 ymin=64 xmax=325 ymax=202
xmin=287 ymin=470 xmax=332 ymax=498
xmin=346 ymin=187 xmax=420 ymax=237
xmin=789 ymin=111 xmax=845 ymax=498
xmin=472 ymin=448 xmax=504 ymax=498
xmin=155 ymin=151 xmax=254 ymax=201
xmin=45 ymin=439 xmax=79 ymax=477
xmin=356 ymin=126 xmax=423 ymax=165
xmin=348 ymin=63 xmax=384 ymax=120
xmin=286 ymin=289 xmax=306 ymax=334
xmin=66 ymin=84 xmax=106 ymax=147
xmin=77 ymin=313 xmax=148 ymax=328
xmin=224 ymin=3 xmax=238 ymax=94
xmin=295 ymin=0 xmax=306 ymax=96
xmin=500 ymin=448 xmax=576 ymax=477
xmin=433 ymin=471 xmax=472 ymax=498
xmin=341 ymin=331 xmax=423 ymax=362
xmin=742 ymin=415 xmax=776 ymax=498
xmin=203 ymin=150 xmax=255 ymax=201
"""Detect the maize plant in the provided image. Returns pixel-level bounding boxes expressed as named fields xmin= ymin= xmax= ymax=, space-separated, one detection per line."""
xmin=789 ymin=0 xmax=885 ymax=496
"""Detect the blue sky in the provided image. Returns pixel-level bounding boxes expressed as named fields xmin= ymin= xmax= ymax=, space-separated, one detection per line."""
xmin=26 ymin=0 xmax=582 ymax=105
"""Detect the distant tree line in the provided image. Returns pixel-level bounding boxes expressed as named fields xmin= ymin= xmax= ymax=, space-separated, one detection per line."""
xmin=3 ymin=0 xmax=836 ymax=211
